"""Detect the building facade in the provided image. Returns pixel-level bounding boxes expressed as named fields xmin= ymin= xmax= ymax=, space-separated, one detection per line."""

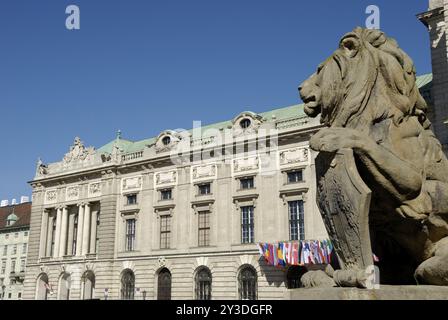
xmin=23 ymin=105 xmax=331 ymax=300
xmin=418 ymin=0 xmax=448 ymax=151
xmin=22 ymin=73 xmax=431 ymax=300
xmin=0 ymin=202 xmax=31 ymax=300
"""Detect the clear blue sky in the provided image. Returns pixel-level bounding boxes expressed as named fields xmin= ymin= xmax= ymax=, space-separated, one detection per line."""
xmin=0 ymin=0 xmax=430 ymax=200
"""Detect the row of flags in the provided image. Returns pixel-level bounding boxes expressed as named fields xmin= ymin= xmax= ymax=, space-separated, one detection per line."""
xmin=257 ymin=240 xmax=334 ymax=267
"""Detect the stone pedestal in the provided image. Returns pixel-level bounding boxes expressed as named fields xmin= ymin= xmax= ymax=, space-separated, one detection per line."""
xmin=285 ymin=286 xmax=448 ymax=300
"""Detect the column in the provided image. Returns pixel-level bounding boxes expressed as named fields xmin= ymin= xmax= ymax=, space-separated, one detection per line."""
xmin=53 ymin=207 xmax=62 ymax=258
xmin=39 ymin=210 xmax=49 ymax=258
xmin=89 ymin=210 xmax=98 ymax=254
xmin=67 ymin=213 xmax=75 ymax=256
xmin=82 ymin=203 xmax=91 ymax=255
xmin=46 ymin=215 xmax=54 ymax=257
xmin=59 ymin=206 xmax=69 ymax=257
xmin=75 ymin=204 xmax=85 ymax=256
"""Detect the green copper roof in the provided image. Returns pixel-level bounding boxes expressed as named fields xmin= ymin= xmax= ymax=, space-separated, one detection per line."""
xmin=416 ymin=73 xmax=433 ymax=88
xmin=98 ymin=74 xmax=432 ymax=155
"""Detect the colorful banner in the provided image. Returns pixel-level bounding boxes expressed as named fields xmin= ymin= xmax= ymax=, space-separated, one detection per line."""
xmin=258 ymin=240 xmax=334 ymax=267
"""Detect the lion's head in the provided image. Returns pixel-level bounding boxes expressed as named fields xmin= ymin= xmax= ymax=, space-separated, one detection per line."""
xmin=299 ymin=27 xmax=428 ymax=129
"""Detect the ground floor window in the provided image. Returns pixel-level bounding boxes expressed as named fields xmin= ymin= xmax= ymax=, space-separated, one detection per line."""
xmin=238 ymin=265 xmax=257 ymax=300
xmin=121 ymin=269 xmax=135 ymax=300
xmin=195 ymin=267 xmax=212 ymax=300
xmin=158 ymin=268 xmax=172 ymax=300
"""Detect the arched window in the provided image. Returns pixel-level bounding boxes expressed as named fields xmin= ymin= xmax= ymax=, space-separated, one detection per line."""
xmin=157 ymin=268 xmax=172 ymax=300
xmin=238 ymin=265 xmax=257 ymax=300
xmin=195 ymin=267 xmax=212 ymax=300
xmin=121 ymin=269 xmax=135 ymax=300
xmin=81 ymin=271 xmax=95 ymax=300
xmin=36 ymin=273 xmax=49 ymax=300
xmin=286 ymin=266 xmax=308 ymax=289
xmin=58 ymin=273 xmax=71 ymax=300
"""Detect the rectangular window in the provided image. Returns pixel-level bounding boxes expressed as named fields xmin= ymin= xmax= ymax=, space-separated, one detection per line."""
xmin=287 ymin=170 xmax=304 ymax=184
xmin=24 ymin=232 xmax=28 ymax=237
xmin=125 ymin=219 xmax=136 ymax=252
xmin=126 ymin=194 xmax=138 ymax=206
xmin=198 ymin=184 xmax=211 ymax=196
xmin=72 ymin=215 xmax=78 ymax=255
xmin=12 ymin=245 xmax=17 ymax=255
xmin=241 ymin=206 xmax=255 ymax=244
xmin=14 ymin=233 xmax=18 ymax=238
xmin=22 ymin=244 xmax=27 ymax=255
xmin=160 ymin=216 xmax=171 ymax=249
xmin=160 ymin=189 xmax=172 ymax=201
xmin=240 ymin=177 xmax=254 ymax=190
xmin=20 ymin=259 xmax=25 ymax=273
xmin=288 ymin=200 xmax=305 ymax=241
xmin=2 ymin=246 xmax=6 ymax=256
xmin=1 ymin=260 xmax=5 ymax=274
xmin=11 ymin=259 xmax=16 ymax=273
xmin=198 ymin=211 xmax=211 ymax=247
xmin=50 ymin=219 xmax=56 ymax=256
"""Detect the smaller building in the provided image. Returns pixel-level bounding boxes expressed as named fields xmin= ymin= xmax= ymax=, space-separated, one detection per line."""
xmin=0 ymin=202 xmax=31 ymax=300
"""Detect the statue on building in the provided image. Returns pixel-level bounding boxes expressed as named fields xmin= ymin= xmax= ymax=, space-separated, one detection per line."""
xmin=36 ymin=158 xmax=48 ymax=177
xmin=63 ymin=137 xmax=95 ymax=165
xmin=299 ymin=27 xmax=448 ymax=287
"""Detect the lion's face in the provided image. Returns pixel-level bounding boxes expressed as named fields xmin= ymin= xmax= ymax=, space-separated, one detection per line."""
xmin=299 ymin=32 xmax=363 ymax=126
xmin=298 ymin=55 xmax=344 ymax=121
xmin=299 ymin=28 xmax=428 ymax=129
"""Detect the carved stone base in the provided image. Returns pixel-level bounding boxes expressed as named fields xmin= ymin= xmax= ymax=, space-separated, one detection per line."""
xmin=285 ymin=286 xmax=448 ymax=300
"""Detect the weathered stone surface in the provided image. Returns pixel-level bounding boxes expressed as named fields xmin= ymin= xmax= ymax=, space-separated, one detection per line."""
xmin=299 ymin=27 xmax=448 ymax=287
xmin=285 ymin=286 xmax=448 ymax=300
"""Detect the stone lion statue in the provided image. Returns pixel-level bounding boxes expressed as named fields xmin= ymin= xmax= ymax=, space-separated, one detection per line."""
xmin=299 ymin=27 xmax=448 ymax=286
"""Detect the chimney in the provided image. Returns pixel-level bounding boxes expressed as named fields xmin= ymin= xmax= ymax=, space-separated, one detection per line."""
xmin=20 ymin=196 xmax=30 ymax=204
xmin=0 ymin=200 xmax=9 ymax=207
xmin=11 ymin=199 xmax=17 ymax=205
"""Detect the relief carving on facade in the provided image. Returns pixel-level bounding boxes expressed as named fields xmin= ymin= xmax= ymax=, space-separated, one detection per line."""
xmin=122 ymin=176 xmax=143 ymax=193
xmin=45 ymin=190 xmax=57 ymax=205
xmin=88 ymin=182 xmax=102 ymax=197
xmin=279 ymin=147 xmax=310 ymax=167
xmin=154 ymin=170 xmax=178 ymax=188
xmin=66 ymin=186 xmax=80 ymax=201
xmin=191 ymin=163 xmax=217 ymax=182
xmin=232 ymin=156 xmax=259 ymax=176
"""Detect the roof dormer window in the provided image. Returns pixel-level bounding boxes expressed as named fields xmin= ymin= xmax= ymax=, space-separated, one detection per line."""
xmin=240 ymin=118 xmax=252 ymax=129
xmin=162 ymin=136 xmax=171 ymax=146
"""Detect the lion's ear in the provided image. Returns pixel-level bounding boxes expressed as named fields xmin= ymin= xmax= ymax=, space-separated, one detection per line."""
xmin=340 ymin=36 xmax=360 ymax=58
